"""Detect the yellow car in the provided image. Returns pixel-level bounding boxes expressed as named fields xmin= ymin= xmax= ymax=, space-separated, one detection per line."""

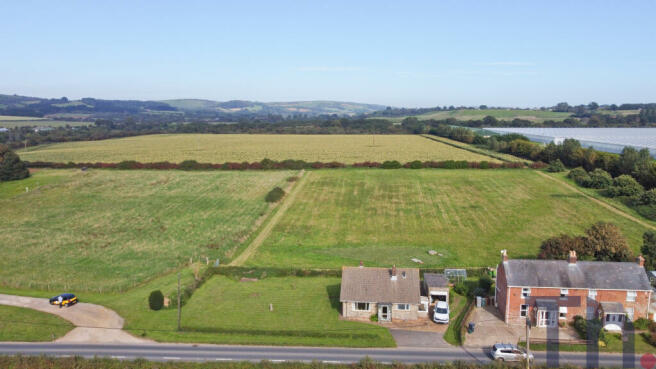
xmin=49 ymin=293 xmax=78 ymax=307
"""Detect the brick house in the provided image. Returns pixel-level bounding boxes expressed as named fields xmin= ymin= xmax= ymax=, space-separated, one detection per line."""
xmin=496 ymin=250 xmax=652 ymax=331
xmin=340 ymin=265 xmax=428 ymax=322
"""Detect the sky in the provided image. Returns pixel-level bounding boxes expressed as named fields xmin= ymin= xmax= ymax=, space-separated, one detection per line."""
xmin=1 ymin=1 xmax=655 ymax=107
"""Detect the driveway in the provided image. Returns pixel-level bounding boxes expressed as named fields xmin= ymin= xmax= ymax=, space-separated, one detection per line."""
xmin=0 ymin=294 xmax=148 ymax=344
xmin=464 ymin=306 xmax=519 ymax=347
xmin=390 ymin=329 xmax=450 ymax=348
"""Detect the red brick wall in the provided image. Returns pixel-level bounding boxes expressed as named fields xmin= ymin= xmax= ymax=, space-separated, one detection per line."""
xmin=497 ymin=263 xmax=651 ymax=325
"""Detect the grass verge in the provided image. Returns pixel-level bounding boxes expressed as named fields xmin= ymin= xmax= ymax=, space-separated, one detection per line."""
xmin=0 ymin=305 xmax=73 ymax=341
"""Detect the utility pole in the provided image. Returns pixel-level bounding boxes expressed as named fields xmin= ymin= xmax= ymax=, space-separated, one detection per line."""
xmin=177 ymin=272 xmax=181 ymax=331
xmin=526 ymin=316 xmax=531 ymax=369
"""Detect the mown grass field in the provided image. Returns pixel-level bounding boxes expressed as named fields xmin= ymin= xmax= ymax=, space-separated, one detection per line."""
xmin=375 ymin=109 xmax=572 ymax=123
xmin=0 ymin=305 xmax=73 ymax=341
xmin=247 ymin=169 xmax=650 ymax=268
xmin=1 ymin=267 xmax=393 ymax=347
xmin=0 ymin=169 xmax=292 ymax=292
xmin=16 ymin=134 xmax=500 ymax=164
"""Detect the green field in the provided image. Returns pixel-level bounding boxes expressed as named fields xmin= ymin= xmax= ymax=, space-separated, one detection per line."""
xmin=16 ymin=134 xmax=500 ymax=164
xmin=375 ymin=109 xmax=572 ymax=123
xmin=0 ymin=119 xmax=89 ymax=128
xmin=0 ymin=169 xmax=292 ymax=291
xmin=246 ymin=169 xmax=650 ymax=268
xmin=0 ymin=115 xmax=45 ymax=121
xmin=0 ymin=305 xmax=73 ymax=341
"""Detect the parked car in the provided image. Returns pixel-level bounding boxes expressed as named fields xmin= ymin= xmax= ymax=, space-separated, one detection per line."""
xmin=49 ymin=293 xmax=78 ymax=307
xmin=432 ymin=300 xmax=449 ymax=324
xmin=490 ymin=343 xmax=534 ymax=362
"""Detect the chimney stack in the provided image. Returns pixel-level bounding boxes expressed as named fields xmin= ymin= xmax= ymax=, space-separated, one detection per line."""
xmin=391 ymin=265 xmax=397 ymax=281
xmin=568 ymin=250 xmax=577 ymax=265
xmin=637 ymin=255 xmax=645 ymax=267
xmin=501 ymin=249 xmax=508 ymax=263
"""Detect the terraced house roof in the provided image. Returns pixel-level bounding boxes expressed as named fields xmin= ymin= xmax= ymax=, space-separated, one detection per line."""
xmin=503 ymin=259 xmax=652 ymax=291
xmin=340 ymin=266 xmax=421 ymax=304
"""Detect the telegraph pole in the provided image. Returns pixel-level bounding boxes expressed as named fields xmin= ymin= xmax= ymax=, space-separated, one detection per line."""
xmin=177 ymin=272 xmax=181 ymax=331
xmin=526 ymin=316 xmax=531 ymax=369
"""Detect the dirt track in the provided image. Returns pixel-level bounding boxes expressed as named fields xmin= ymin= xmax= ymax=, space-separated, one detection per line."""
xmin=0 ymin=293 xmax=149 ymax=343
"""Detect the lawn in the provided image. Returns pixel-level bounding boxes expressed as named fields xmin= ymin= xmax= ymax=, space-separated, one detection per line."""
xmin=375 ymin=109 xmax=572 ymax=124
xmin=2 ymin=269 xmax=393 ymax=348
xmin=0 ymin=169 xmax=292 ymax=292
xmin=246 ymin=169 xmax=651 ymax=268
xmin=0 ymin=305 xmax=73 ymax=341
xmin=16 ymin=134 xmax=500 ymax=164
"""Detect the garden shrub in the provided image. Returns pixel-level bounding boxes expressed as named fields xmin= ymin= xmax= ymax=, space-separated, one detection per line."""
xmin=369 ymin=314 xmax=378 ymax=322
xmin=265 ymin=187 xmax=286 ymax=203
xmin=407 ymin=160 xmax=424 ymax=169
xmin=148 ymin=290 xmax=164 ymax=311
xmin=634 ymin=317 xmax=651 ymax=330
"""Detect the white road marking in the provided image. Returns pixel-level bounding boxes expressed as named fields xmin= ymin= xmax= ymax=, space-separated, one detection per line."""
xmin=163 ymin=356 xmax=181 ymax=360
xmin=111 ymin=356 xmax=126 ymax=359
xmin=215 ymin=358 xmax=233 ymax=361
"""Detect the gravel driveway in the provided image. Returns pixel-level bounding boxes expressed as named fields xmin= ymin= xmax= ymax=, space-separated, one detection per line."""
xmin=0 ymin=293 xmax=149 ymax=344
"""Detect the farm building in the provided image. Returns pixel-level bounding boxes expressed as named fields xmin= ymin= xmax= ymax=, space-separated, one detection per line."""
xmin=496 ymin=250 xmax=652 ymax=332
xmin=340 ymin=265 xmax=429 ymax=322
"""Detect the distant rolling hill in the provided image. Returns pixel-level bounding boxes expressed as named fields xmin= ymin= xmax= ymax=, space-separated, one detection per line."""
xmin=162 ymin=99 xmax=386 ymax=116
xmin=0 ymin=93 xmax=386 ymax=121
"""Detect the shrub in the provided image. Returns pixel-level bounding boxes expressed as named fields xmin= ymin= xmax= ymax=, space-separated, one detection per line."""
xmin=116 ymin=160 xmax=141 ymax=170
xmin=381 ymin=160 xmax=402 ymax=169
xmin=573 ymin=315 xmax=607 ymax=343
xmin=407 ymin=160 xmax=424 ymax=169
xmin=546 ymin=159 xmax=566 ymax=173
xmin=538 ymin=234 xmax=586 ymax=260
xmin=587 ymin=169 xmax=613 ymax=189
xmin=369 ymin=314 xmax=378 ymax=322
xmin=478 ymin=275 xmax=493 ymax=296
xmin=568 ymin=167 xmax=591 ymax=187
xmin=607 ymin=174 xmax=644 ymax=197
xmin=639 ymin=189 xmax=656 ymax=206
xmin=265 ymin=187 xmax=286 ymax=203
xmin=179 ymin=160 xmax=201 ymax=170
xmin=584 ymin=222 xmax=631 ymax=262
xmin=148 ymin=290 xmax=164 ymax=311
xmin=634 ymin=317 xmax=651 ymax=330
xmin=453 ymin=282 xmax=468 ymax=296
xmin=0 ymin=145 xmax=30 ymax=181
xmin=530 ymin=161 xmax=548 ymax=170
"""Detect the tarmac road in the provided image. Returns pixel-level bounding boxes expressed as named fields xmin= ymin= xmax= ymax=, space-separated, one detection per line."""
xmin=0 ymin=342 xmax=646 ymax=367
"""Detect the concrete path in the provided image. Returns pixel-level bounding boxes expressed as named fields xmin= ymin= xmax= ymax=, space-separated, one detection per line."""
xmin=465 ymin=306 xmax=518 ymax=348
xmin=390 ymin=329 xmax=450 ymax=348
xmin=0 ymin=294 xmax=149 ymax=344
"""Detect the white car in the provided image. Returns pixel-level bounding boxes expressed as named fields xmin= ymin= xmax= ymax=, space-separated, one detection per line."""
xmin=490 ymin=343 xmax=534 ymax=362
xmin=433 ymin=301 xmax=449 ymax=324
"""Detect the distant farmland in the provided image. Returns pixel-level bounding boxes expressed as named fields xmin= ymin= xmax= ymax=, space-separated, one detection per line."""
xmin=17 ymin=134 xmax=500 ymax=164
xmin=0 ymin=169 xmax=292 ymax=291
xmin=375 ymin=108 xmax=573 ymax=123
xmin=247 ymin=169 xmax=650 ymax=269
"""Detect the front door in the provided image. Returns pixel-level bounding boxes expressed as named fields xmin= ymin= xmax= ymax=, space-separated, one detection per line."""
xmin=537 ymin=310 xmax=557 ymax=327
xmin=379 ymin=304 xmax=391 ymax=321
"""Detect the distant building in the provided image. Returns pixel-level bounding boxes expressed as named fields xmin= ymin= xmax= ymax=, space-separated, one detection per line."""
xmin=495 ymin=250 xmax=652 ymax=331
xmin=0 ymin=127 xmax=8 ymax=132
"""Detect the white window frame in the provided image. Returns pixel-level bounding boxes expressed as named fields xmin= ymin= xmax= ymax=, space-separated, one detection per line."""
xmin=353 ymin=302 xmax=370 ymax=311
xmin=560 ymin=289 xmax=569 ymax=298
xmin=396 ymin=303 xmax=410 ymax=311
xmin=627 ymin=291 xmax=637 ymax=302
xmin=520 ymin=304 xmax=528 ymax=317
xmin=521 ymin=288 xmax=531 ymax=298
xmin=559 ymin=306 xmax=568 ymax=319
xmin=588 ymin=289 xmax=597 ymax=298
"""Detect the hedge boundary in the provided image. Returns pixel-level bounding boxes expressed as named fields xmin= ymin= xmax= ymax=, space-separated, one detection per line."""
xmin=26 ymin=159 xmax=525 ymax=171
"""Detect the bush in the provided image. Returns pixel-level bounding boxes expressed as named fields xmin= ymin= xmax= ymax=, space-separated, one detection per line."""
xmin=546 ymin=159 xmax=566 ymax=172
xmin=0 ymin=145 xmax=30 ymax=182
xmin=116 ymin=160 xmax=141 ymax=170
xmin=148 ymin=290 xmax=164 ymax=311
xmin=587 ymin=169 xmax=613 ymax=189
xmin=407 ymin=160 xmax=424 ymax=169
xmin=568 ymin=167 xmax=590 ymax=186
xmin=634 ymin=317 xmax=651 ymax=330
xmin=179 ymin=160 xmax=202 ymax=170
xmin=607 ymin=174 xmax=644 ymax=197
xmin=453 ymin=282 xmax=468 ymax=296
xmin=478 ymin=275 xmax=493 ymax=296
xmin=639 ymin=189 xmax=656 ymax=206
xmin=381 ymin=160 xmax=402 ymax=169
xmin=572 ymin=315 xmax=607 ymax=344
xmin=265 ymin=187 xmax=286 ymax=203
xmin=369 ymin=314 xmax=378 ymax=322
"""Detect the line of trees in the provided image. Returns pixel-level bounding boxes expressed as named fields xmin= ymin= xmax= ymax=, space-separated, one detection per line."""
xmin=538 ymin=222 xmax=632 ymax=262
